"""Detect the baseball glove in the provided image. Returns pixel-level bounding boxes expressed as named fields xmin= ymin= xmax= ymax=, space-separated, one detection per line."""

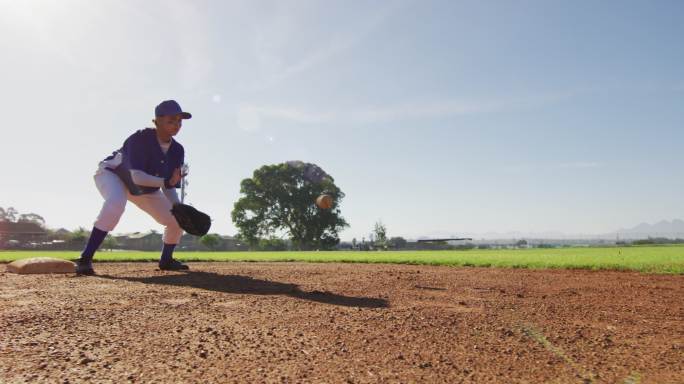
xmin=170 ymin=204 xmax=211 ymax=236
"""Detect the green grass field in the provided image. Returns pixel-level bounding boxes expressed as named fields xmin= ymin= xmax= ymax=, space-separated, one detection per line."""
xmin=2 ymin=245 xmax=684 ymax=274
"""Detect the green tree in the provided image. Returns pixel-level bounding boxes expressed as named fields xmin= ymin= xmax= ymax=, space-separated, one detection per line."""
xmin=257 ymin=237 xmax=289 ymax=251
xmin=69 ymin=227 xmax=89 ymax=246
xmin=232 ymin=162 xmax=348 ymax=250
xmin=101 ymin=235 xmax=118 ymax=251
xmin=373 ymin=220 xmax=388 ymax=249
xmin=1 ymin=207 xmax=18 ymax=222
xmin=18 ymin=213 xmax=46 ymax=227
xmin=199 ymin=233 xmax=222 ymax=251
xmin=516 ymin=239 xmax=528 ymax=248
xmin=389 ymin=236 xmax=407 ymax=249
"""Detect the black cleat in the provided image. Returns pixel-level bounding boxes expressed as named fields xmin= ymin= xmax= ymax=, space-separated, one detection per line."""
xmin=159 ymin=259 xmax=189 ymax=271
xmin=75 ymin=259 xmax=95 ymax=276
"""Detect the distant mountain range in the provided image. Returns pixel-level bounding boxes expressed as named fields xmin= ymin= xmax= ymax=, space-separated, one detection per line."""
xmin=414 ymin=219 xmax=684 ymax=240
xmin=615 ymin=219 xmax=684 ymax=239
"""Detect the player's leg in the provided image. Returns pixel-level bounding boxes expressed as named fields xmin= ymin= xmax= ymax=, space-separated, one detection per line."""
xmin=77 ymin=170 xmax=128 ymax=275
xmin=128 ymin=191 xmax=187 ymax=270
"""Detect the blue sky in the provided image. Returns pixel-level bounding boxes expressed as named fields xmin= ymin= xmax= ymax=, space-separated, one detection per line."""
xmin=0 ymin=0 xmax=682 ymax=240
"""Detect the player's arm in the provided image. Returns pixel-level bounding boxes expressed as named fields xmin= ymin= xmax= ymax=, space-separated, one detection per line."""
xmin=130 ymin=170 xmax=165 ymax=188
xmin=162 ymin=185 xmax=181 ymax=205
xmin=130 ymin=168 xmax=182 ymax=188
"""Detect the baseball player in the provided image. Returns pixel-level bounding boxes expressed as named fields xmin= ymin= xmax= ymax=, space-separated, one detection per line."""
xmin=75 ymin=100 xmax=191 ymax=275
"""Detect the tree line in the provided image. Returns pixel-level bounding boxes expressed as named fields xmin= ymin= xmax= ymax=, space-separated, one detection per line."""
xmin=0 ymin=207 xmax=45 ymax=226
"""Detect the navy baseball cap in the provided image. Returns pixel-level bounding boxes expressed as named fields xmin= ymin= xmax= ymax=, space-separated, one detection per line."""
xmin=155 ymin=100 xmax=192 ymax=119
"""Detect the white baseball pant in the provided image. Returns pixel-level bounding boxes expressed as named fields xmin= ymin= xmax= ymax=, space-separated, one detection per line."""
xmin=92 ymin=169 xmax=183 ymax=244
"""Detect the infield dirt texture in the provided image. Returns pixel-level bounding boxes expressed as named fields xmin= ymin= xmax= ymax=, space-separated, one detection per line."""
xmin=1 ymin=262 xmax=682 ymax=383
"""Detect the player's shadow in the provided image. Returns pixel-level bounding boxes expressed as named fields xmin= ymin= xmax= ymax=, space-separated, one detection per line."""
xmin=98 ymin=271 xmax=388 ymax=309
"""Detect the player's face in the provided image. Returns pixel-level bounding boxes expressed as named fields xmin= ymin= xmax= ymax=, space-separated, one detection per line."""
xmin=155 ymin=114 xmax=183 ymax=137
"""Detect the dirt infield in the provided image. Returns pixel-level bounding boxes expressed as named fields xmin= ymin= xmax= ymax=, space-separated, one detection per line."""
xmin=1 ymin=262 xmax=682 ymax=383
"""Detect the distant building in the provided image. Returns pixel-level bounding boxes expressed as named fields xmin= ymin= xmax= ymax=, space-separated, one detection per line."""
xmin=0 ymin=221 xmax=48 ymax=248
xmin=53 ymin=228 xmax=72 ymax=239
xmin=115 ymin=231 xmax=163 ymax=251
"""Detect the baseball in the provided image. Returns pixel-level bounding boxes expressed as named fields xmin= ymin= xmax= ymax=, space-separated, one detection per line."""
xmin=315 ymin=194 xmax=334 ymax=209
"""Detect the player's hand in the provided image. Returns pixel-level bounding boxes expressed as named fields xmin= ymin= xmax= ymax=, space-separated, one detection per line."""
xmin=169 ymin=168 xmax=183 ymax=186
